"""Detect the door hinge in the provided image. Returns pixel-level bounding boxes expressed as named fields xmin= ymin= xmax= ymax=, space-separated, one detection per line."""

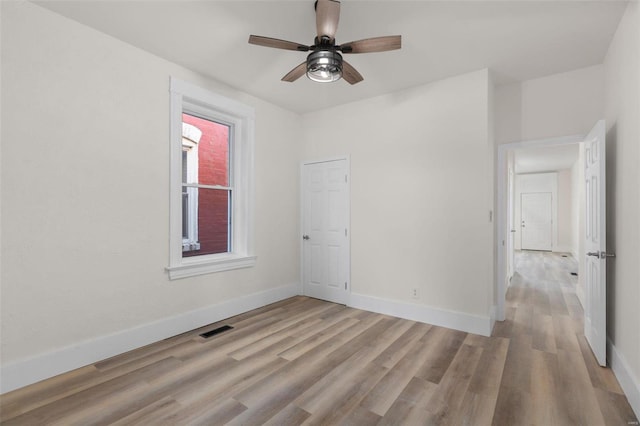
xmin=345 ymin=228 xmax=348 ymax=237
xmin=345 ymin=174 xmax=348 ymax=183
xmin=345 ymin=282 xmax=347 ymax=290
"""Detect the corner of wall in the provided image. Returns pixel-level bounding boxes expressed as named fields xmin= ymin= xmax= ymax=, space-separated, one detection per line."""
xmin=349 ymin=293 xmax=493 ymax=337
xmin=609 ymin=338 xmax=640 ymax=419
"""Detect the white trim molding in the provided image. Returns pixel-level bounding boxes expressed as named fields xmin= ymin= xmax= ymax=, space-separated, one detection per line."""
xmin=608 ymin=338 xmax=640 ymax=420
xmin=0 ymin=284 xmax=298 ymax=394
xmin=168 ymin=77 xmax=256 ymax=279
xmin=349 ymin=293 xmax=493 ymax=337
xmin=489 ymin=304 xmax=497 ymax=333
xmin=167 ymin=255 xmax=258 ymax=280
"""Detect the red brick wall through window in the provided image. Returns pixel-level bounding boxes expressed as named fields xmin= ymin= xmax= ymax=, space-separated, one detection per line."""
xmin=182 ymin=113 xmax=230 ymax=256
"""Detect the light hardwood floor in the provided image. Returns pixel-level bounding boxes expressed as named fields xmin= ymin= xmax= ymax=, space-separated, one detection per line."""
xmin=1 ymin=251 xmax=637 ymax=425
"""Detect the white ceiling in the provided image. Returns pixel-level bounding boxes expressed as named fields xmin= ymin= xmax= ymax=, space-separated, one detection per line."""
xmin=33 ymin=1 xmax=628 ymax=114
xmin=515 ymin=143 xmax=580 ymax=174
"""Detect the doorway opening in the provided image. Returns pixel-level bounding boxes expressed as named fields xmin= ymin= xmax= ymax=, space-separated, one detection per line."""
xmin=497 ymin=134 xmax=585 ymax=322
xmin=497 ymin=120 xmax=608 ymax=366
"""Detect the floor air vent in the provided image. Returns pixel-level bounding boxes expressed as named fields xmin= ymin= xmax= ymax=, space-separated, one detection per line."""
xmin=200 ymin=325 xmax=233 ymax=338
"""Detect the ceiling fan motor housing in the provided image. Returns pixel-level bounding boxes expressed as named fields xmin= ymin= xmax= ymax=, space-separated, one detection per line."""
xmin=306 ymin=50 xmax=343 ymax=82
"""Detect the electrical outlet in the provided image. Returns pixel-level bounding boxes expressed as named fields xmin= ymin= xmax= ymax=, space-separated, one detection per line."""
xmin=411 ymin=288 xmax=419 ymax=299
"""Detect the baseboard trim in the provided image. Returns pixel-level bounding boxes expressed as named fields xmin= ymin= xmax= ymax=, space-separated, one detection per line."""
xmin=608 ymin=337 xmax=640 ymax=419
xmin=348 ymin=293 xmax=492 ymax=337
xmin=489 ymin=305 xmax=497 ymax=333
xmin=576 ymin=285 xmax=586 ymax=310
xmin=0 ymin=283 xmax=299 ymax=394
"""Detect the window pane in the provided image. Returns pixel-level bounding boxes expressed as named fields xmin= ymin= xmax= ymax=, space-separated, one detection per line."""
xmin=182 ymin=113 xmax=230 ymax=187
xmin=182 ymin=151 xmax=189 ymax=183
xmin=183 ymin=188 xmax=230 ymax=257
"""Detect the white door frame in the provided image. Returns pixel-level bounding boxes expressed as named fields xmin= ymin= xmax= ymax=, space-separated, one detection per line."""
xmin=496 ymin=135 xmax=583 ymax=321
xmin=300 ymin=156 xmax=351 ymax=304
xmin=507 ymin=162 xmax=515 ymax=280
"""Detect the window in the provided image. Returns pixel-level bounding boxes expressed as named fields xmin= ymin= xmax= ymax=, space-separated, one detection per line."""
xmin=167 ymin=78 xmax=255 ymax=279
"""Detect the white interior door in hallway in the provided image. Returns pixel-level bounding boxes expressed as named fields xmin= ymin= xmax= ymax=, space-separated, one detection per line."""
xmin=521 ymin=192 xmax=553 ymax=251
xmin=301 ymin=159 xmax=350 ymax=305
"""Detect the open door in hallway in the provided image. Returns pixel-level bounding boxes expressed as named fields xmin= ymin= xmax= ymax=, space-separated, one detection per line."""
xmin=584 ymin=120 xmax=609 ymax=366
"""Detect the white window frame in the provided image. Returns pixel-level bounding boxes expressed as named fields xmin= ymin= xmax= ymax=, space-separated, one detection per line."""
xmin=182 ymin=138 xmax=200 ymax=252
xmin=167 ymin=77 xmax=256 ymax=280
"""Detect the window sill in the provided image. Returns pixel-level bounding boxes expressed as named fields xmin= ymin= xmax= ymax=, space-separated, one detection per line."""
xmin=166 ymin=254 xmax=256 ymax=280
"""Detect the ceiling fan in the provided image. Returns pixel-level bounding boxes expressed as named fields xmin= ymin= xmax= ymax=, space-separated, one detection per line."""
xmin=248 ymin=0 xmax=401 ymax=84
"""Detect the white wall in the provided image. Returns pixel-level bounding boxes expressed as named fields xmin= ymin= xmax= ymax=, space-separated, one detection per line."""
xmin=1 ymin=1 xmax=301 ymax=391
xmin=520 ymin=65 xmax=605 ymax=141
xmin=301 ymin=70 xmax=494 ymax=327
xmin=603 ymin=1 xmax=640 ymax=417
xmin=494 ymin=84 xmax=522 ymax=146
xmin=496 ymin=65 xmax=604 ymax=145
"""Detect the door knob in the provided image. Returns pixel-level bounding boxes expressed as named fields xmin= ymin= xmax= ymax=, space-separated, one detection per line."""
xmin=587 ymin=251 xmax=616 ymax=258
xmin=588 ymin=251 xmax=616 ymax=258
xmin=302 ymin=235 xmax=310 ymax=240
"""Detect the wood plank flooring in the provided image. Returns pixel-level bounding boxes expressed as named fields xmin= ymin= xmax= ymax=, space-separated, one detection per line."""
xmin=1 ymin=251 xmax=637 ymax=425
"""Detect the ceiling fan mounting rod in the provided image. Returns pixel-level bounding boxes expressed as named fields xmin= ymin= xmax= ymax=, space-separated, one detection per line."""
xmin=311 ymin=36 xmax=352 ymax=54
xmin=314 ymin=36 xmax=334 ymax=48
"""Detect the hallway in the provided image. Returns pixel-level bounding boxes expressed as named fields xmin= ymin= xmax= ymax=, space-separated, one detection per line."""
xmin=492 ymin=250 xmax=637 ymax=425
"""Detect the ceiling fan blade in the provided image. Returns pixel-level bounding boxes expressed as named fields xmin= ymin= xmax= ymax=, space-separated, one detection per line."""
xmin=342 ymin=60 xmax=363 ymax=85
xmin=282 ymin=62 xmax=308 ymax=82
xmin=316 ymin=0 xmax=340 ymax=41
xmin=249 ymin=35 xmax=310 ymax=52
xmin=340 ymin=35 xmax=401 ymax=54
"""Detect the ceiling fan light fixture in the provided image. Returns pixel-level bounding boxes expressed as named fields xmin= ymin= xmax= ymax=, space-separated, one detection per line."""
xmin=306 ymin=50 xmax=342 ymax=83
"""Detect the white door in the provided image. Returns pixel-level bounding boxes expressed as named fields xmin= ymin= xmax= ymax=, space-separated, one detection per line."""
xmin=584 ymin=120 xmax=608 ymax=366
xmin=302 ymin=159 xmax=349 ymax=305
xmin=521 ymin=192 xmax=552 ymax=251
